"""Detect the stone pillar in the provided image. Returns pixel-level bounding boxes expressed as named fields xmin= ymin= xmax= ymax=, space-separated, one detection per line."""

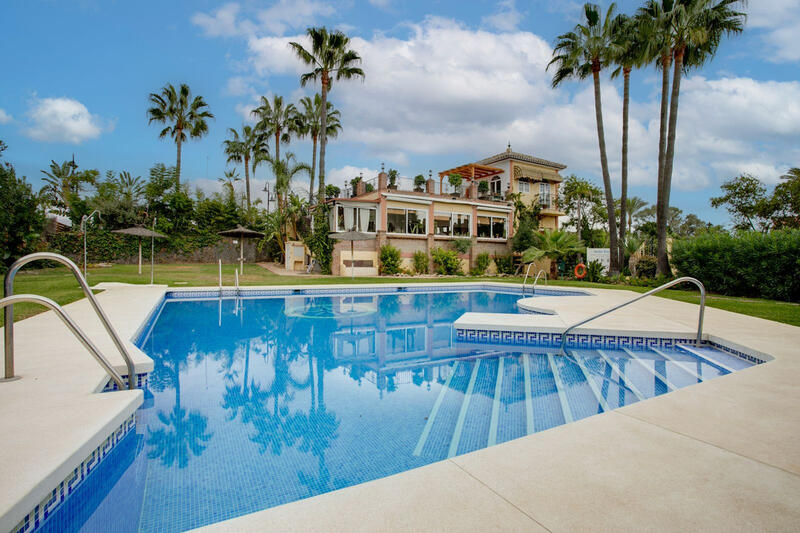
xmin=426 ymin=178 xmax=435 ymax=194
xmin=356 ymin=180 xmax=366 ymax=196
xmin=378 ymin=172 xmax=388 ymax=191
xmin=468 ymin=181 xmax=477 ymax=199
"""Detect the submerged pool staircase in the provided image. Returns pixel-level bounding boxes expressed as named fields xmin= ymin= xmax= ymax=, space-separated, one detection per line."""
xmin=1 ymin=252 xmax=135 ymax=390
xmin=411 ymin=344 xmax=734 ymax=460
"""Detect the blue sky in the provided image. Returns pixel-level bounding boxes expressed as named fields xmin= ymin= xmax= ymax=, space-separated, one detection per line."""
xmin=1 ymin=0 xmax=799 ymax=225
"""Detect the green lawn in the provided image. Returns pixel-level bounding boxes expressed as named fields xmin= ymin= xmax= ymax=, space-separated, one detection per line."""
xmin=3 ymin=263 xmax=798 ymax=327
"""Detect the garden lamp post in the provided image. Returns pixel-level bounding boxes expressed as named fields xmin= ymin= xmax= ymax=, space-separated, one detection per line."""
xmin=80 ymin=210 xmax=101 ymax=278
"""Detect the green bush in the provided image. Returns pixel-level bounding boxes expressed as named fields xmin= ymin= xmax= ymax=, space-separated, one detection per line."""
xmin=431 ymin=247 xmax=463 ymax=275
xmin=48 ymin=230 xmax=220 ymax=262
xmin=634 ymin=255 xmax=658 ymax=279
xmin=451 ymin=238 xmax=472 ymax=254
xmin=379 ymin=244 xmax=402 ymax=275
xmin=412 ymin=250 xmax=429 ymax=274
xmin=585 ymin=260 xmax=605 ymax=283
xmin=493 ymin=254 xmax=515 ymax=275
xmin=471 ymin=252 xmax=491 ymax=276
xmin=672 ymin=229 xmax=800 ymax=301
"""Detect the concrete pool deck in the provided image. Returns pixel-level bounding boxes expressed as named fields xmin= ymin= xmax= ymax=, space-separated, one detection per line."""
xmin=1 ymin=282 xmax=799 ymax=532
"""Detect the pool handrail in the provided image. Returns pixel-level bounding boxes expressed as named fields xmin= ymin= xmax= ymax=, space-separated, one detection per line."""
xmin=521 ymin=264 xmax=547 ymax=294
xmin=0 ymin=294 xmax=127 ymax=389
xmin=3 ymin=252 xmax=135 ymax=389
xmin=557 ymin=276 xmax=706 ymax=355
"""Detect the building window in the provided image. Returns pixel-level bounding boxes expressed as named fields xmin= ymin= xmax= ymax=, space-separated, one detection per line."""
xmin=518 ymin=180 xmax=530 ymax=193
xmin=337 ymin=206 xmax=376 ymax=232
xmin=539 ymin=183 xmax=551 ymax=208
xmin=491 ymin=179 xmax=502 ymax=197
xmin=434 ymin=212 xmax=471 ymax=237
xmin=387 ymin=208 xmax=427 ymax=235
xmin=477 ymin=215 xmax=507 ymax=239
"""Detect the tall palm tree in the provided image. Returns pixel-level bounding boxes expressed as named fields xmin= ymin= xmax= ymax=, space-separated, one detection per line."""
xmin=657 ymin=0 xmax=745 ymax=274
xmin=252 ymin=95 xmax=299 ymax=163
xmin=522 ymin=229 xmax=584 ymax=279
xmin=297 ymin=94 xmax=342 ymax=204
xmin=223 ymin=125 xmax=268 ymax=208
xmin=625 ymin=196 xmax=649 ymax=233
xmin=548 ymin=3 xmax=621 ymax=275
xmin=146 ymin=83 xmax=214 ymax=188
xmin=611 ymin=12 xmax=648 ymax=267
xmin=290 ymin=27 xmax=364 ymax=203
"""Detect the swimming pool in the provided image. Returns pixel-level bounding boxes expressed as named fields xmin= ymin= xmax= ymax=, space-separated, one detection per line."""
xmin=42 ymin=287 xmax=757 ymax=532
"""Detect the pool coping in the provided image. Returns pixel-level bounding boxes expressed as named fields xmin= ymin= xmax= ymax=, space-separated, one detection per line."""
xmin=2 ymin=281 xmax=799 ymax=532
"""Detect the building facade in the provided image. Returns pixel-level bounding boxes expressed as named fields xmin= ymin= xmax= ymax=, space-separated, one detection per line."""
xmin=328 ymin=146 xmax=566 ymax=276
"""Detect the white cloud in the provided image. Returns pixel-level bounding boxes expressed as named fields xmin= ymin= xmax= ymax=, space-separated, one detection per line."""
xmin=0 ymin=109 xmax=12 ymax=124
xmin=328 ymin=165 xmax=380 ymax=188
xmin=24 ymin=96 xmax=108 ymax=144
xmin=203 ymin=15 xmax=800 ymax=193
xmin=368 ymin=0 xmax=392 ymax=9
xmin=192 ymin=1 xmax=335 ymax=38
xmin=748 ymin=0 xmax=800 ymax=62
xmin=482 ymin=0 xmax=522 ymax=33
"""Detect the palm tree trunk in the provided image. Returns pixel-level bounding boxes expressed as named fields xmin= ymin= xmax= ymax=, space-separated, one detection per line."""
xmin=655 ymin=53 xmax=671 ymax=275
xmin=619 ymin=67 xmax=630 ymax=270
xmin=577 ymin=197 xmax=583 ymax=263
xmin=591 ymin=66 xmax=619 ymax=275
xmin=275 ymin=130 xmax=281 ymax=162
xmin=658 ymin=47 xmax=684 ymax=276
xmin=175 ymin=134 xmax=183 ymax=188
xmin=309 ymin=134 xmax=318 ymax=204
xmin=244 ymin=155 xmax=251 ymax=208
xmin=317 ymin=76 xmax=329 ymax=204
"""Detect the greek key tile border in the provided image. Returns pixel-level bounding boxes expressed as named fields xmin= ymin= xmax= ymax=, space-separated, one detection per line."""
xmin=707 ymin=340 xmax=767 ymax=364
xmin=12 ymin=414 xmax=136 ymax=533
xmin=102 ymin=372 xmax=150 ymax=392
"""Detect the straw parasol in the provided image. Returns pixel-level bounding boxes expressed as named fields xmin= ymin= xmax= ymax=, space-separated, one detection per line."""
xmin=112 ymin=225 xmax=167 ymax=280
xmin=328 ymin=231 xmax=374 ymax=279
xmin=218 ymin=224 xmax=265 ymax=275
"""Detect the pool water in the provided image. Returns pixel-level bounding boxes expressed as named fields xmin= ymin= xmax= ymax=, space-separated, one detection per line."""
xmin=44 ymin=289 xmax=755 ymax=532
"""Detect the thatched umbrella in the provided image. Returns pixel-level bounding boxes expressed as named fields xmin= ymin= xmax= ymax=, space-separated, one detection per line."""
xmin=112 ymin=225 xmax=167 ymax=281
xmin=218 ymin=224 xmax=265 ymax=275
xmin=329 ymin=231 xmax=374 ymax=279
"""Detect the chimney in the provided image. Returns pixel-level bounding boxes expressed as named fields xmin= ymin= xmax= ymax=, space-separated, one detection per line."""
xmin=426 ymin=178 xmax=435 ymax=194
xmin=356 ymin=180 xmax=366 ymax=196
xmin=378 ymin=171 xmax=388 ymax=190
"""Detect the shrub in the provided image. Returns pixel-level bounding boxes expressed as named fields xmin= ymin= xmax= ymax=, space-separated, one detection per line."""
xmin=451 ymin=238 xmax=472 ymax=255
xmin=478 ymin=181 xmax=489 ymax=195
xmin=412 ymin=250 xmax=429 ymax=274
xmin=0 ymin=160 xmax=45 ymax=270
xmin=671 ymin=229 xmax=800 ymax=301
xmin=585 ymin=260 xmax=605 ymax=283
xmin=431 ymin=247 xmax=462 ymax=275
xmin=634 ymin=255 xmax=658 ymax=279
xmin=447 ymin=173 xmax=463 ymax=192
xmin=413 ymin=174 xmax=426 ymax=192
xmin=493 ymin=254 xmax=515 ymax=275
xmin=379 ymin=244 xmax=402 ymax=275
xmin=471 ymin=252 xmax=491 ymax=276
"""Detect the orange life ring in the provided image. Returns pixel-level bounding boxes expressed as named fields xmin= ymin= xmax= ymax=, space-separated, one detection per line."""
xmin=574 ymin=263 xmax=587 ymax=279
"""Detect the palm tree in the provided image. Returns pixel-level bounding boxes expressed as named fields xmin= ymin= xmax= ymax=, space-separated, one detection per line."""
xmin=548 ymin=3 xmax=621 ymax=275
xmin=255 ymin=152 xmax=311 ymax=209
xmin=116 ymin=171 xmax=144 ymax=201
xmin=522 ymin=229 xmax=584 ymax=279
xmin=611 ymin=12 xmax=648 ymax=268
xmin=252 ymin=95 xmax=299 ymax=163
xmin=297 ymin=94 xmax=342 ymax=204
xmin=638 ymin=0 xmax=745 ymax=274
xmin=290 ymin=27 xmax=364 ymax=203
xmin=146 ymin=83 xmax=214 ymax=187
xmin=625 ymin=196 xmax=649 ymax=233
xmin=223 ymin=125 xmax=268 ymax=208
xmin=218 ymin=169 xmax=241 ymax=199
xmin=40 ymin=158 xmax=95 ymax=212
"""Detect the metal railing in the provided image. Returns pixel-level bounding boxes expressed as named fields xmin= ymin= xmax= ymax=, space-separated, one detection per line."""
xmin=557 ymin=276 xmax=706 ymax=355
xmin=521 ymin=265 xmax=547 ymax=294
xmin=0 ymin=294 xmax=127 ymax=389
xmin=3 ymin=252 xmax=135 ymax=389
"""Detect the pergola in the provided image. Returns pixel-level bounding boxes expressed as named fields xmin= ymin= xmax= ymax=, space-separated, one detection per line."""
xmin=437 ymin=163 xmax=504 ymax=192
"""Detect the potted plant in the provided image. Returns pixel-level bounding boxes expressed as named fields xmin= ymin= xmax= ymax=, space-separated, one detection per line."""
xmin=478 ymin=180 xmax=489 ymax=199
xmin=448 ymin=173 xmax=463 ymax=198
xmin=387 ymin=169 xmax=399 ymax=190
xmin=413 ymin=174 xmax=426 ymax=192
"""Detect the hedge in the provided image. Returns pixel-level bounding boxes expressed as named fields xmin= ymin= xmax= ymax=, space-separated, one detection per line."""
xmin=48 ymin=230 xmax=222 ymax=263
xmin=671 ymin=230 xmax=800 ymax=302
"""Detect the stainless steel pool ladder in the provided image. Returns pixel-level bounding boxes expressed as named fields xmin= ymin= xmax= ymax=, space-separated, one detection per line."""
xmin=521 ymin=264 xmax=547 ymax=294
xmin=2 ymin=252 xmax=135 ymax=389
xmin=557 ymin=276 xmax=706 ymax=355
